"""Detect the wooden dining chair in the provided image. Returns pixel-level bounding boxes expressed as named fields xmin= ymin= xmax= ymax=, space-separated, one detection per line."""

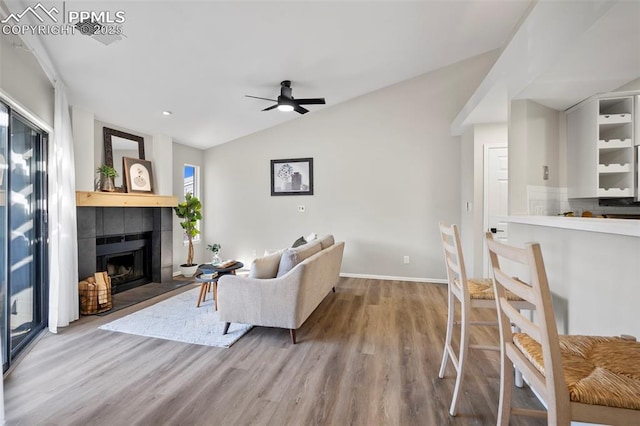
xmin=438 ymin=223 xmax=532 ymax=416
xmin=486 ymin=234 xmax=640 ymax=425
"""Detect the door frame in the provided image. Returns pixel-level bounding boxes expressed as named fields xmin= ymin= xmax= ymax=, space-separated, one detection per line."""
xmin=0 ymin=98 xmax=49 ymax=372
xmin=482 ymin=143 xmax=508 ymax=276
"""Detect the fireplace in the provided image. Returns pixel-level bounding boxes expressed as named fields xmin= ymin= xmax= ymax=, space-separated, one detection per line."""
xmin=96 ymin=233 xmax=152 ymax=294
xmin=76 ymin=206 xmax=174 ymax=292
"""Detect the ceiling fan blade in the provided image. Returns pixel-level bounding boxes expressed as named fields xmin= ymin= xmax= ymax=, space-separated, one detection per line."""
xmin=262 ymin=105 xmax=278 ymax=111
xmin=294 ymin=105 xmax=309 ymax=114
xmin=246 ymin=95 xmax=277 ymax=102
xmin=294 ymin=98 xmax=326 ymax=105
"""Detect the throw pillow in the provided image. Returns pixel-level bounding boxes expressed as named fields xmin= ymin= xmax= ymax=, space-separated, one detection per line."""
xmin=277 ymin=240 xmax=322 ymax=277
xmin=306 ymin=232 xmax=318 ymax=242
xmin=291 ymin=236 xmax=307 ymax=248
xmin=249 ymin=250 xmax=284 ymax=279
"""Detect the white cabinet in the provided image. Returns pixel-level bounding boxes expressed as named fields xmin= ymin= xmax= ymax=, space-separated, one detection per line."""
xmin=567 ymin=94 xmax=635 ymax=198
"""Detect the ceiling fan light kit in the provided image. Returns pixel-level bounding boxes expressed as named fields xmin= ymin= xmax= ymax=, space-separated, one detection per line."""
xmin=246 ymin=80 xmax=326 ymax=115
xmin=277 ymin=104 xmax=294 ymax=112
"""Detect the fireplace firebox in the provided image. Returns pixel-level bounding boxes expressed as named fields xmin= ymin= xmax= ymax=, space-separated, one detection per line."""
xmin=96 ymin=233 xmax=152 ymax=294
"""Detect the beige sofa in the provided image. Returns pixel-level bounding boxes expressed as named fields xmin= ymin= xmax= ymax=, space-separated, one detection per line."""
xmin=218 ymin=235 xmax=345 ymax=344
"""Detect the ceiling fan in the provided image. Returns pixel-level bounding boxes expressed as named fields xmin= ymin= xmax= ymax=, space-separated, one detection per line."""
xmin=246 ymin=80 xmax=326 ymax=114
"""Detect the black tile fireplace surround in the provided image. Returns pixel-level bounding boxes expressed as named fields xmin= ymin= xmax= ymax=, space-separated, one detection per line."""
xmin=76 ymin=207 xmax=173 ymax=292
xmin=96 ymin=232 xmax=151 ymax=294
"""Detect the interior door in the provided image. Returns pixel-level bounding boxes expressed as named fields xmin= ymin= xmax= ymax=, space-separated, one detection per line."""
xmin=484 ymin=145 xmax=509 ymax=275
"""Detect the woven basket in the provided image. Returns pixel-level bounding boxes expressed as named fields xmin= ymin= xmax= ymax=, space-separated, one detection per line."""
xmin=79 ymin=272 xmax=112 ymax=315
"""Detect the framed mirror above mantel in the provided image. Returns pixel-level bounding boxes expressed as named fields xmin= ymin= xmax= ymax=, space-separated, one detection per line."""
xmin=103 ymin=127 xmax=145 ymax=189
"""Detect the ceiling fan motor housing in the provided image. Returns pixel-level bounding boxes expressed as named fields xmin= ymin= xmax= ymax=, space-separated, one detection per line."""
xmin=280 ymin=80 xmax=293 ymax=99
xmin=278 ymin=96 xmax=294 ymax=106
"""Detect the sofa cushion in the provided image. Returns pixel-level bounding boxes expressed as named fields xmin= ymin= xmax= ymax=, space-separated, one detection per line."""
xmin=317 ymin=234 xmax=335 ymax=250
xmin=277 ymin=240 xmax=322 ymax=277
xmin=249 ymin=250 xmax=284 ymax=279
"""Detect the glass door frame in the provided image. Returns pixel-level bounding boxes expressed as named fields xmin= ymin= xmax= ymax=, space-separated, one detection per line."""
xmin=1 ymin=102 xmax=49 ymax=372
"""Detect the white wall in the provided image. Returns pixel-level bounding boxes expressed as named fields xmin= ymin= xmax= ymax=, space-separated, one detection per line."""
xmin=71 ymin=107 xmax=95 ymax=191
xmin=152 ymin=134 xmax=173 ymax=195
xmin=203 ymin=51 xmax=499 ymax=280
xmin=459 ymin=127 xmax=474 ymax=276
xmin=0 ymin=31 xmax=53 ymax=126
xmin=172 ymin=142 xmax=206 ymax=272
xmin=508 ymin=100 xmax=528 ymax=215
xmin=508 ymin=99 xmax=561 ymax=215
xmin=615 ymin=77 xmax=640 ymax=91
xmin=526 ymin=101 xmax=560 ymax=188
xmin=558 ymin=110 xmax=567 ymax=189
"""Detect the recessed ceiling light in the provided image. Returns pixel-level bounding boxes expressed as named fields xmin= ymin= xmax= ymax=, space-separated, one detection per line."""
xmin=162 ymin=111 xmax=172 ymax=116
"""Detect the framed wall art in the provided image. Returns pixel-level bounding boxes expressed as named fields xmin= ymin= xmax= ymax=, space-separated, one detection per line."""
xmin=123 ymin=157 xmax=154 ymax=193
xmin=270 ymin=157 xmax=314 ymax=196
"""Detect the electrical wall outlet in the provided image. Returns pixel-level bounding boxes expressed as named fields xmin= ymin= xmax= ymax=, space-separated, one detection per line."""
xmin=403 ymin=255 xmax=410 ymax=264
xmin=297 ymin=205 xmax=305 ymax=212
xmin=543 ymin=165 xmax=549 ymax=181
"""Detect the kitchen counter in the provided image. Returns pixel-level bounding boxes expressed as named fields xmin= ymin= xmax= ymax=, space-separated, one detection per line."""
xmin=508 ymin=215 xmax=640 ymax=237
xmin=507 ymin=217 xmax=640 ymax=338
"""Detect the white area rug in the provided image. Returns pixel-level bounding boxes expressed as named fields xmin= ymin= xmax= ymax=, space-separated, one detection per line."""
xmin=99 ymin=287 xmax=252 ymax=348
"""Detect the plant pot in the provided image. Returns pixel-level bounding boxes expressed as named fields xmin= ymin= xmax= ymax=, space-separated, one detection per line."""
xmin=100 ymin=176 xmax=115 ymax=192
xmin=180 ymin=264 xmax=198 ymax=277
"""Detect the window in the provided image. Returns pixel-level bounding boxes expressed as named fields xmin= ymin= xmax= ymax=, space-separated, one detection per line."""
xmin=183 ymin=164 xmax=200 ymax=243
xmin=184 ymin=164 xmax=198 ymax=198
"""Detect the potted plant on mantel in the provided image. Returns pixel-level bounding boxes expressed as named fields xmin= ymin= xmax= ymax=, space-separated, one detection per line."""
xmin=97 ymin=164 xmax=118 ymax=192
xmin=173 ymin=192 xmax=202 ymax=277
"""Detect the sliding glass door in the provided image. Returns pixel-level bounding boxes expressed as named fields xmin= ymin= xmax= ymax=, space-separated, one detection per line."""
xmin=1 ymin=103 xmax=7 ymax=370
xmin=0 ymin=102 xmax=48 ymax=372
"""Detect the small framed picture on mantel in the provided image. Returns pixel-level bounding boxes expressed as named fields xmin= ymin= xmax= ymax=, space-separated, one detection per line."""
xmin=123 ymin=157 xmax=154 ymax=193
xmin=271 ymin=158 xmax=314 ymax=196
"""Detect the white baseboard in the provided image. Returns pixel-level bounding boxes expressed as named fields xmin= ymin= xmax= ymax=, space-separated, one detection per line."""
xmin=339 ymin=272 xmax=446 ymax=284
xmin=172 ymin=269 xmax=446 ymax=284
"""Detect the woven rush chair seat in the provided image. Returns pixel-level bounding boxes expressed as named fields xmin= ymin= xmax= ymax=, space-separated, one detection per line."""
xmin=513 ymin=333 xmax=640 ymax=410
xmin=461 ymin=278 xmax=525 ymax=301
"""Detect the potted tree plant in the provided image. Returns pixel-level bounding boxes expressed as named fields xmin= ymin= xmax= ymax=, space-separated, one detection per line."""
xmin=174 ymin=192 xmax=202 ymax=277
xmin=97 ymin=164 xmax=118 ymax=192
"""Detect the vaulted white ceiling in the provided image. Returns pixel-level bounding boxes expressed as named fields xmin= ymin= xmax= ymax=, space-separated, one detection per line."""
xmin=454 ymin=0 xmax=640 ymax=132
xmin=4 ymin=0 xmax=532 ymax=148
xmin=8 ymin=1 xmax=636 ymax=147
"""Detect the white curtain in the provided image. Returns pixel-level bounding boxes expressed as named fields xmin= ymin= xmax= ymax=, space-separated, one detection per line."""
xmin=48 ymin=82 xmax=79 ymax=333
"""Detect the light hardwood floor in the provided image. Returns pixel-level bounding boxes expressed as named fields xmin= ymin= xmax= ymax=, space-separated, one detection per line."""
xmin=4 ymin=278 xmax=545 ymax=425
